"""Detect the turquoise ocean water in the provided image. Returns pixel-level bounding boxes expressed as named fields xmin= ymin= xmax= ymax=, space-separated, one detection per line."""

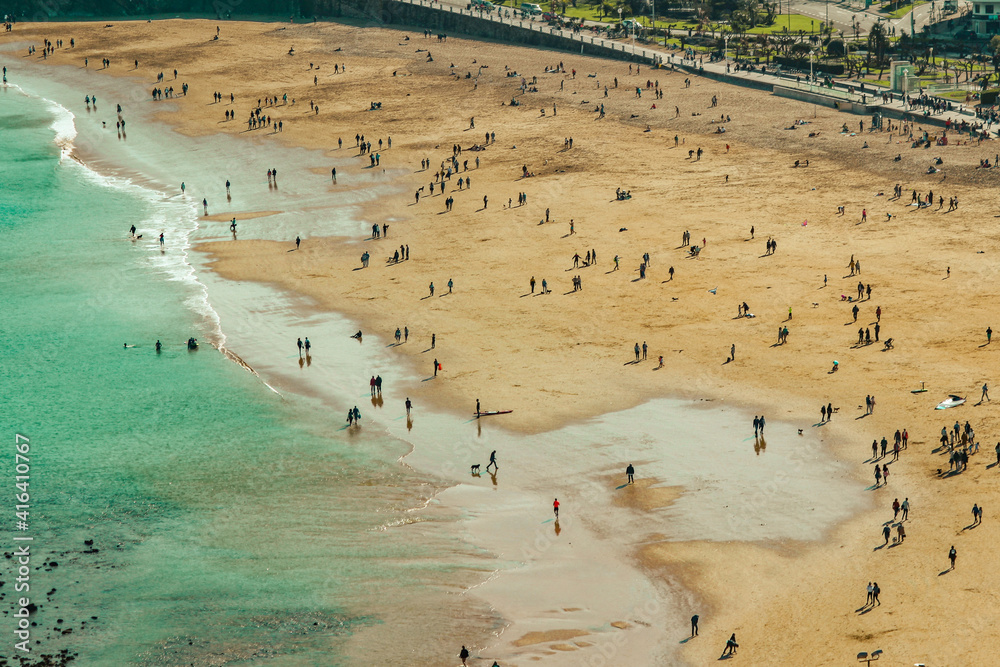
xmin=0 ymin=85 xmax=489 ymax=665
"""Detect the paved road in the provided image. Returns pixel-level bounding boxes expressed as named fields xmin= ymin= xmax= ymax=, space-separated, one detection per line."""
xmin=787 ymin=0 xmax=972 ymax=33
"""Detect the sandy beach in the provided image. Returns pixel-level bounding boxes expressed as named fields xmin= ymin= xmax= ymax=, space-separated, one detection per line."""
xmin=9 ymin=16 xmax=1000 ymax=665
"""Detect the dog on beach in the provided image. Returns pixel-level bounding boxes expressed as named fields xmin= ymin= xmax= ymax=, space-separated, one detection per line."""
xmin=471 ymin=464 xmax=481 ymax=474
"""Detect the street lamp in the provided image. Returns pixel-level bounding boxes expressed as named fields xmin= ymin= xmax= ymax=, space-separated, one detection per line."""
xmin=724 ymin=34 xmax=730 ymax=61
xmin=857 ymin=649 xmax=883 ymax=666
xmin=930 ymin=46 xmax=935 ymax=66
xmin=810 ymin=49 xmax=815 ymax=91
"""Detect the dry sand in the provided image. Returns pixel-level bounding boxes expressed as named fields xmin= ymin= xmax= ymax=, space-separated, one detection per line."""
xmin=12 ymin=17 xmax=1000 ymax=664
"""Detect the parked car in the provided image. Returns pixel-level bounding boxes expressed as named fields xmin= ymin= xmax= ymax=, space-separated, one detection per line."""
xmin=520 ymin=2 xmax=543 ymax=14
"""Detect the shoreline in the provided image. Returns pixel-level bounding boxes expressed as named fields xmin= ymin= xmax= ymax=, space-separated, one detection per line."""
xmin=10 ymin=18 xmax=1000 ymax=666
xmin=2 ymin=45 xmax=682 ymax=664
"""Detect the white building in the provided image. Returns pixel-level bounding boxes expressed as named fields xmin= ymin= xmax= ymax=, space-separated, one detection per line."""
xmin=972 ymin=1 xmax=1000 ymax=34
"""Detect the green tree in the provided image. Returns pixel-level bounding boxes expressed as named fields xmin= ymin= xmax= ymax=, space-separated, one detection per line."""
xmin=867 ymin=22 xmax=889 ymax=78
xmin=763 ymin=1 xmax=777 ymax=25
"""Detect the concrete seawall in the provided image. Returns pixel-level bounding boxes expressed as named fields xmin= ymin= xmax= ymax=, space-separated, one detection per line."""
xmin=338 ymin=0 xmax=659 ymax=63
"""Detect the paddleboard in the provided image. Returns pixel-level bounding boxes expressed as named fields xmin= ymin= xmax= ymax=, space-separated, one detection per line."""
xmin=935 ymin=395 xmax=966 ymax=410
xmin=476 ymin=410 xmax=513 ymax=417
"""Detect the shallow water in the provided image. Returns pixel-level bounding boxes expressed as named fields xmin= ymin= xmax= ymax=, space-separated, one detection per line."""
xmin=0 ymin=75 xmax=492 ymax=666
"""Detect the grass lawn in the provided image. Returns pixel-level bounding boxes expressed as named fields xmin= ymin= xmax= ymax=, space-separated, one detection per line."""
xmin=560 ymin=4 xmax=617 ymax=23
xmin=861 ymin=78 xmax=890 ymax=86
xmin=940 ymin=90 xmax=972 ymax=100
xmin=883 ymin=0 xmax=928 ymax=19
xmin=558 ymin=5 xmax=701 ymax=29
xmin=662 ymin=37 xmax=715 ymax=51
xmin=748 ymin=14 xmax=823 ymax=34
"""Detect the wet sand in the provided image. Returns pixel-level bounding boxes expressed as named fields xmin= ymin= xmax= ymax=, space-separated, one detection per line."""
xmin=10 ymin=17 xmax=1000 ymax=665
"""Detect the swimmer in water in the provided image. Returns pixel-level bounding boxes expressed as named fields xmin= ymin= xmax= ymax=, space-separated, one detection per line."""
xmin=155 ymin=340 xmax=162 ymax=352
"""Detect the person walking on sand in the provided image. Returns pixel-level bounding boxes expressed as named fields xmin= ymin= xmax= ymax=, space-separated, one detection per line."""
xmin=296 ymin=236 xmax=301 ymax=249
xmin=405 ymin=397 xmax=412 ymax=416
xmin=753 ymin=416 xmax=760 ymax=437
xmin=429 ymin=282 xmax=434 ymax=297
xmin=758 ymin=415 xmax=765 ymax=434
xmin=297 ymin=338 xmax=303 ymax=357
xmin=866 ymin=582 xmax=874 ymax=606
xmin=882 ymin=524 xmax=891 ymax=545
xmin=487 ymin=449 xmax=498 ymax=472
xmin=553 ymin=498 xmax=560 ymax=517
xmin=691 ymin=614 xmax=699 ymax=636
xmin=460 ymin=646 xmax=470 ymax=665
xmin=722 ymin=633 xmax=738 ymax=656
xmin=874 ymin=465 xmax=882 ymax=487
xmin=983 ymin=382 xmax=990 ymax=402
xmin=730 ymin=343 xmax=735 ymax=361
xmin=872 ymin=582 xmax=881 ymax=605
xmin=626 ymin=463 xmax=634 ymax=484
xmin=634 ymin=343 xmax=641 ymax=361
xmin=949 ymin=546 xmax=957 ymax=569
xmin=433 ymin=358 xmax=439 ymax=377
